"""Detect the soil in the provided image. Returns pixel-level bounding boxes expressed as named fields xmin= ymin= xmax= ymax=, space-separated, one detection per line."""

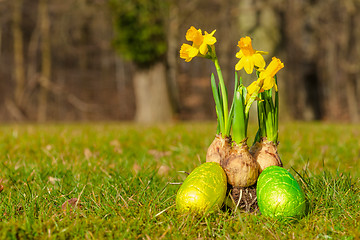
xmin=225 ymin=184 xmax=259 ymax=213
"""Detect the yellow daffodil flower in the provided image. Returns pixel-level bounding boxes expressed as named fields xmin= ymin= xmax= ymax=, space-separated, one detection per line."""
xmin=246 ymin=79 xmax=263 ymax=103
xmin=180 ymin=26 xmax=217 ymax=62
xmin=199 ymin=30 xmax=216 ymax=55
xmin=258 ymin=57 xmax=284 ymax=91
xmin=235 ymin=36 xmax=267 ymax=74
xmin=246 ymin=57 xmax=284 ymax=102
xmin=186 ymin=26 xmax=203 ymax=46
xmin=180 ymin=43 xmax=198 ymax=62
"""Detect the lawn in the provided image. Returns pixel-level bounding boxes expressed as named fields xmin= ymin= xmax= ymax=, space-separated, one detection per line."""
xmin=0 ymin=122 xmax=359 ymax=239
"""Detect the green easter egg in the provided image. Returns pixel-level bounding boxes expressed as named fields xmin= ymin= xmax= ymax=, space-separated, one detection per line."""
xmin=256 ymin=166 xmax=306 ymax=219
xmin=176 ymin=162 xmax=227 ymax=214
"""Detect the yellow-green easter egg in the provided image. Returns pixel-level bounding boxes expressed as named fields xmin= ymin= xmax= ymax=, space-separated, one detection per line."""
xmin=176 ymin=162 xmax=227 ymax=214
xmin=257 ymin=166 xmax=306 ymax=219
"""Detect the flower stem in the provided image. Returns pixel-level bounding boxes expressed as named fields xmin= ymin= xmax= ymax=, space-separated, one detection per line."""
xmin=214 ymin=58 xmax=229 ymax=137
xmin=211 ymin=73 xmax=224 ymax=134
xmin=274 ymin=76 xmax=279 ymax=143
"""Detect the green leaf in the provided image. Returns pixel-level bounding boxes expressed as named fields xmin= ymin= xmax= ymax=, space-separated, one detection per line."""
xmin=265 ymin=97 xmax=275 ymax=142
xmin=211 ymin=73 xmax=225 ymax=134
xmin=232 ymin=85 xmax=246 ymax=143
xmin=274 ymin=75 xmax=279 ymax=142
xmin=253 ymin=128 xmax=261 ymax=146
xmin=214 ymin=59 xmax=229 ymax=136
xmin=257 ymin=93 xmax=266 ymax=138
xmin=225 ymin=72 xmax=239 ymax=136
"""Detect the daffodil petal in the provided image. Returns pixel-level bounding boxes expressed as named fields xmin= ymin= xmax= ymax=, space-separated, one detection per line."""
xmin=204 ymin=36 xmax=216 ymax=45
xmin=246 ymin=80 xmax=261 ymax=102
xmin=188 ymin=46 xmax=199 ymax=58
xmin=262 ymin=77 xmax=275 ymax=90
xmin=199 ymin=44 xmax=208 ymax=55
xmin=186 ymin=26 xmax=203 ymax=45
xmin=180 ymin=44 xmax=192 ymax=61
xmin=235 ymin=50 xmax=244 ymax=59
xmin=258 ymin=71 xmax=266 ymax=80
xmin=203 ymin=33 xmax=216 ymax=45
xmin=255 ymin=51 xmax=268 ymax=55
xmin=235 ymin=58 xmax=245 ymax=71
xmin=253 ymin=54 xmax=266 ymax=69
xmin=247 ymin=81 xmax=259 ymax=95
xmin=243 ymin=58 xmax=254 ymax=74
xmin=209 ymin=29 xmax=216 ymax=35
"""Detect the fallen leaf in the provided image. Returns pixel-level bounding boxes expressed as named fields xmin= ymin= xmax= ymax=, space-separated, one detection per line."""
xmin=157 ymin=165 xmax=170 ymax=176
xmin=148 ymin=149 xmax=171 ymax=159
xmin=84 ymin=148 xmax=93 ymax=159
xmin=45 ymin=144 xmax=53 ymax=151
xmin=0 ymin=179 xmax=3 ymax=193
xmin=132 ymin=163 xmax=141 ymax=174
xmin=110 ymin=139 xmax=123 ymax=154
xmin=48 ymin=176 xmax=61 ymax=185
xmin=110 ymin=139 xmax=120 ymax=147
xmin=61 ymin=198 xmax=82 ymax=213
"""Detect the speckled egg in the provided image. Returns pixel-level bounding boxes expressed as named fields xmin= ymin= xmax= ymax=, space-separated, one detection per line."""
xmin=176 ymin=162 xmax=227 ymax=214
xmin=256 ymin=166 xmax=306 ymax=219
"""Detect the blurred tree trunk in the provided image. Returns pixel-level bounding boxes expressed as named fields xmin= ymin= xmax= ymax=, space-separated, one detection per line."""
xmin=282 ymin=0 xmax=310 ymax=120
xmin=166 ymin=0 xmax=180 ymax=115
xmin=278 ymin=0 xmax=360 ymax=121
xmin=313 ymin=0 xmax=360 ymax=122
xmin=12 ymin=0 xmax=25 ymax=109
xmin=109 ymin=0 xmax=173 ymax=123
xmin=218 ymin=0 xmax=238 ymax=88
xmin=0 ymin=22 xmax=2 ymax=57
xmin=37 ymin=0 xmax=51 ymax=122
xmin=133 ymin=62 xmax=173 ymax=123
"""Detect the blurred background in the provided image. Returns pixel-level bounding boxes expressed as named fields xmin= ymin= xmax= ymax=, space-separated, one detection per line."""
xmin=0 ymin=0 xmax=359 ymax=123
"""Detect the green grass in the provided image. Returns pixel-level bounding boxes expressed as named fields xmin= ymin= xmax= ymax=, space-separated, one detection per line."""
xmin=0 ymin=122 xmax=359 ymax=239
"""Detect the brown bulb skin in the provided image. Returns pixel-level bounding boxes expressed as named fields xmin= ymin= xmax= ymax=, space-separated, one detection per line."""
xmin=221 ymin=141 xmax=259 ymax=188
xmin=250 ymin=137 xmax=283 ymax=173
xmin=206 ymin=134 xmax=232 ymax=164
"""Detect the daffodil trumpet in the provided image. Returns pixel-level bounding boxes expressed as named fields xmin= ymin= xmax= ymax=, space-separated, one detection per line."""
xmin=250 ymin=75 xmax=283 ymax=173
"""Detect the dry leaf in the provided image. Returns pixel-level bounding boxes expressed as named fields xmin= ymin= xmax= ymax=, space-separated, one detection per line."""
xmin=148 ymin=149 xmax=171 ymax=159
xmin=61 ymin=198 xmax=82 ymax=213
xmin=110 ymin=139 xmax=123 ymax=154
xmin=45 ymin=144 xmax=53 ymax=151
xmin=110 ymin=139 xmax=120 ymax=147
xmin=132 ymin=163 xmax=141 ymax=174
xmin=0 ymin=179 xmax=3 ymax=193
xmin=84 ymin=148 xmax=93 ymax=159
xmin=157 ymin=165 xmax=170 ymax=176
xmin=48 ymin=176 xmax=61 ymax=185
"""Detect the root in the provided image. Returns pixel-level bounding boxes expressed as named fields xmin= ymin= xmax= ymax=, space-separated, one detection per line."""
xmin=228 ymin=184 xmax=258 ymax=213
